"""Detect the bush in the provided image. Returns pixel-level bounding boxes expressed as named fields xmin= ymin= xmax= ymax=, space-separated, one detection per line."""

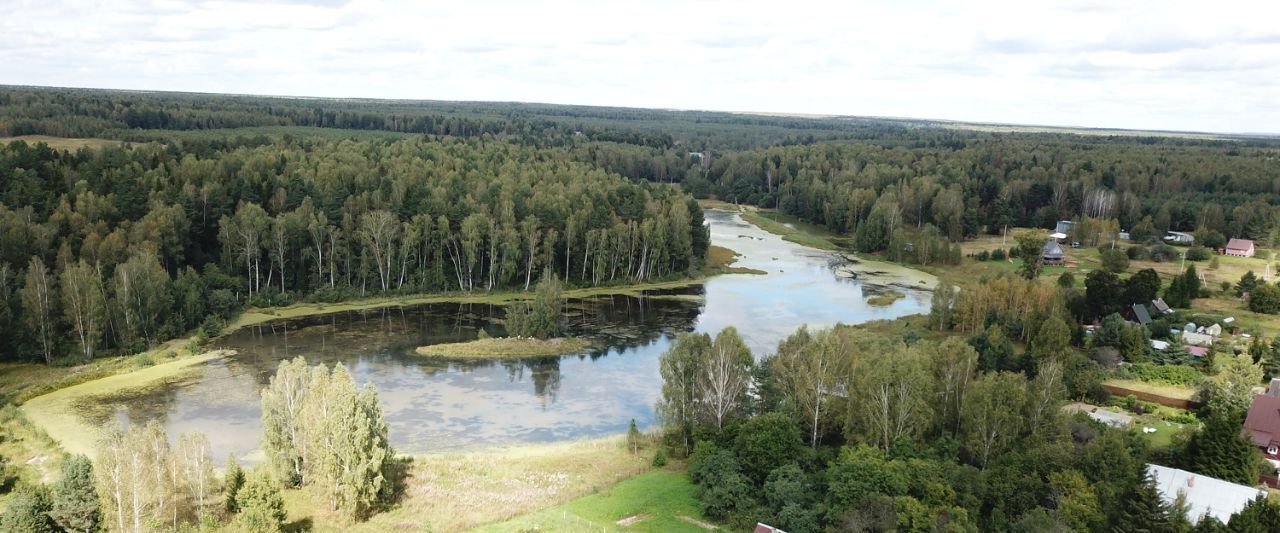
xmin=1057 ymin=272 xmax=1076 ymax=288
xmin=1120 ymin=363 xmax=1205 ymax=386
xmin=236 ymin=474 xmax=287 ymax=533
xmin=131 ymin=353 xmax=155 ymax=368
xmin=652 ymin=447 xmax=668 ymax=467
xmin=976 ymin=250 xmax=990 ymax=261
xmin=1185 ymin=246 xmax=1211 ymax=261
xmin=1249 ymin=283 xmax=1280 ymax=314
xmin=1100 ymin=248 xmax=1130 ymax=273
xmin=1126 ymin=245 xmax=1149 ymax=260
xmin=991 ymin=249 xmax=1006 ymax=261
xmin=687 ymin=442 xmax=753 ymax=519
xmin=199 ymin=315 xmax=225 ymax=339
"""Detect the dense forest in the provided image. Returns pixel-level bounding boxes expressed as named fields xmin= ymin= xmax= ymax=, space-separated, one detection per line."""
xmin=0 ymin=133 xmax=708 ymax=363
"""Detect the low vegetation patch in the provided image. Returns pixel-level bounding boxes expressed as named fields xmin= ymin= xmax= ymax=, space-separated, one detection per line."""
xmin=865 ymin=290 xmax=905 ymax=306
xmin=740 ymin=209 xmax=844 ymax=251
xmin=476 ymin=469 xmax=706 ymax=533
xmin=705 ymin=244 xmax=767 ymax=276
xmin=415 ymin=337 xmax=591 ymax=358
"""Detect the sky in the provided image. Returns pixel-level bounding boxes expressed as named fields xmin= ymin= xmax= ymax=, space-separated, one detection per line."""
xmin=2 ymin=0 xmax=1278 ymax=133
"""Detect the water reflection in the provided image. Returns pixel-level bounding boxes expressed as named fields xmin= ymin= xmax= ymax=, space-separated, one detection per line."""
xmin=93 ymin=210 xmax=932 ymax=457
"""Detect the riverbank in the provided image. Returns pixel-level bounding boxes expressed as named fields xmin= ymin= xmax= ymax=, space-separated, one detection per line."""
xmin=415 ymin=337 xmax=591 ymax=358
xmin=20 ymin=350 xmax=232 ymax=458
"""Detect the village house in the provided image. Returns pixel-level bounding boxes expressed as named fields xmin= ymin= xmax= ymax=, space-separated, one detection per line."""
xmin=1147 ymin=464 xmax=1267 ymax=525
xmin=1225 ymin=238 xmax=1256 ymax=258
xmin=1243 ymin=380 xmax=1280 ymax=471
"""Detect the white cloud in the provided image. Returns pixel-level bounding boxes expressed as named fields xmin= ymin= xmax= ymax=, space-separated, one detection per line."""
xmin=1 ymin=0 xmax=1277 ymax=133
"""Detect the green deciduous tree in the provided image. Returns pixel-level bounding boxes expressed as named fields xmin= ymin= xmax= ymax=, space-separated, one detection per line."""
xmin=657 ymin=332 xmax=709 ymax=456
xmin=20 ymin=255 xmax=56 ymax=364
xmin=699 ymin=326 xmax=753 ymax=430
xmin=962 ymin=372 xmax=1026 ymax=468
xmin=1248 ymin=283 xmax=1280 ymax=314
xmin=59 ymin=259 xmax=104 ymax=361
xmin=1014 ymin=231 xmax=1046 ymax=280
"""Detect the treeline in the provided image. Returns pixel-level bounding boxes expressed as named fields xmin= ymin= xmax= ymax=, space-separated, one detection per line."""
xmin=0 ymin=136 xmax=708 ymax=363
xmin=0 ymin=86 xmax=932 ymax=151
xmin=692 ymin=138 xmax=1280 ymax=257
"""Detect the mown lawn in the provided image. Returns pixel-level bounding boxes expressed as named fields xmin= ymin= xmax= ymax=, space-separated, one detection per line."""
xmin=476 ymin=469 xmax=709 ymax=533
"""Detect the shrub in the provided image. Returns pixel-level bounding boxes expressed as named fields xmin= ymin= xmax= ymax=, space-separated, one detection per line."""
xmin=652 ymin=447 xmax=668 ymax=467
xmin=1185 ymin=246 xmax=1211 ymax=261
xmin=1058 ymin=272 xmax=1076 ymax=288
xmin=131 ymin=353 xmax=155 ymax=368
xmin=1127 ymin=245 xmax=1149 ymax=260
xmin=235 ymin=474 xmax=287 ymax=533
xmin=991 ymin=249 xmax=1006 ymax=261
xmin=976 ymin=250 xmax=990 ymax=261
xmin=1121 ymin=363 xmax=1205 ymax=386
xmin=1101 ymin=248 xmax=1130 ymax=273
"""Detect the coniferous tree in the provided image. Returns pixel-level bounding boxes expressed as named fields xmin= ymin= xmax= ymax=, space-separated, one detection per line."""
xmin=1226 ymin=496 xmax=1280 ymax=532
xmin=1182 ymin=413 xmax=1263 ymax=485
xmin=235 ymin=473 xmax=287 ymax=533
xmin=1112 ymin=470 xmax=1173 ymax=533
xmin=49 ymin=455 xmax=101 ymax=533
xmin=0 ymin=484 xmax=57 ymax=533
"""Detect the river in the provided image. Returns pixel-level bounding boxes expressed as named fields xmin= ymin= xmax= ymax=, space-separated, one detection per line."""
xmin=92 ymin=209 xmax=933 ymax=459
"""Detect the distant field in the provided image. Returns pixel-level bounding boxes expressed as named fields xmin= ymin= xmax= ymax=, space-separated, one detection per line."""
xmin=108 ymin=125 xmax=419 ymax=142
xmin=0 ymin=135 xmax=120 ymax=150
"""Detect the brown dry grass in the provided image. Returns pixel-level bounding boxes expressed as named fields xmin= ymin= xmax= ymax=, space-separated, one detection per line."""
xmin=279 ymin=436 xmax=651 ymax=532
xmin=0 ymin=135 xmax=121 ymax=151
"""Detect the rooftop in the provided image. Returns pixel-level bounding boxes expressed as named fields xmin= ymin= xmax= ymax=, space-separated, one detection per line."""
xmin=1147 ymin=464 xmax=1265 ymax=525
xmin=1244 ymin=394 xmax=1280 ymax=449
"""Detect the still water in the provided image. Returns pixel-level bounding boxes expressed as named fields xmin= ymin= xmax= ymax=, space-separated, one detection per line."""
xmin=96 ymin=209 xmax=932 ymax=459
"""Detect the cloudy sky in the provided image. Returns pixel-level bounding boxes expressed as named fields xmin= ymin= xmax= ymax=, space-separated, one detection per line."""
xmin=3 ymin=0 xmax=1278 ymax=133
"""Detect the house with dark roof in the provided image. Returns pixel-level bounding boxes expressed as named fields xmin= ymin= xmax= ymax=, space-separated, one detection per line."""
xmin=1042 ymin=240 xmax=1064 ymax=265
xmin=1130 ymin=303 xmax=1153 ymax=325
xmin=1152 ymin=298 xmax=1173 ymax=315
xmin=1226 ymin=238 xmax=1256 ymax=257
xmin=1243 ymin=387 xmax=1280 ymax=469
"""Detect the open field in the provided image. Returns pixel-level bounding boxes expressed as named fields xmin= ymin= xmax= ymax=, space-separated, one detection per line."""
xmin=415 ymin=337 xmax=591 ymax=358
xmin=0 ymin=134 xmax=121 ymax=150
xmin=278 ymin=436 xmax=665 ymax=532
xmin=477 ymin=469 xmax=707 ymax=532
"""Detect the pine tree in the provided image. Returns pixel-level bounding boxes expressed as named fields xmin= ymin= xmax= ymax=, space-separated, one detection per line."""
xmin=0 ymin=484 xmax=57 ymax=533
xmin=224 ymin=454 xmax=246 ymax=514
xmin=1183 ymin=414 xmax=1263 ymax=485
xmin=1226 ymin=496 xmax=1280 ymax=532
xmin=50 ymin=455 xmax=101 ymax=533
xmin=1112 ymin=470 xmax=1173 ymax=533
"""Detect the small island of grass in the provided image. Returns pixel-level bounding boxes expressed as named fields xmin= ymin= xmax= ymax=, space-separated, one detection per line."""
xmin=866 ymin=290 xmax=905 ymax=306
xmin=415 ymin=336 xmax=591 ymax=358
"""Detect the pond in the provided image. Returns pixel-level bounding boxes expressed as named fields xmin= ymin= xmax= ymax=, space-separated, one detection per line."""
xmin=95 ymin=209 xmax=934 ymax=459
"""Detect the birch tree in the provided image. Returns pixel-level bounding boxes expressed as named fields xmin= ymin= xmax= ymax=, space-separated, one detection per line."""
xmin=698 ymin=327 xmax=753 ymax=430
xmin=852 ymin=343 xmax=933 ymax=451
xmin=357 ymin=210 xmax=400 ymax=292
xmin=962 ymin=372 xmax=1027 ymax=468
xmin=20 ymin=255 xmax=56 ymax=364
xmin=657 ymin=332 xmax=709 ymax=456
xmin=262 ymin=356 xmax=312 ymax=486
xmin=59 ymin=259 xmax=104 ymax=361
xmin=776 ymin=326 xmax=849 ymax=448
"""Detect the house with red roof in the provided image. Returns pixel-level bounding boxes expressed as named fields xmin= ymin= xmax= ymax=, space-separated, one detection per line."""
xmin=1242 ymin=381 xmax=1280 ymax=471
xmin=1225 ymin=238 xmax=1255 ymax=257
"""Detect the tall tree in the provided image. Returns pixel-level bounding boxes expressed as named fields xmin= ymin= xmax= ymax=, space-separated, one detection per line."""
xmin=698 ymin=327 xmax=753 ymax=430
xmin=962 ymin=371 xmax=1026 ymax=468
xmin=776 ymin=326 xmax=850 ymax=448
xmin=59 ymin=259 xmax=104 ymax=361
xmin=262 ymin=356 xmax=312 ymax=486
xmin=50 ymin=455 xmax=101 ymax=533
xmin=20 ymin=255 xmax=56 ymax=364
xmin=658 ymin=332 xmax=710 ymax=455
